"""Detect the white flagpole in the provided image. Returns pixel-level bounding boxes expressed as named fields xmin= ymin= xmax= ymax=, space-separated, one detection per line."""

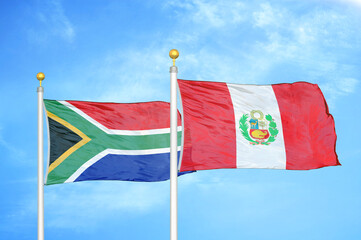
xmin=169 ymin=49 xmax=179 ymax=240
xmin=37 ymin=72 xmax=45 ymax=240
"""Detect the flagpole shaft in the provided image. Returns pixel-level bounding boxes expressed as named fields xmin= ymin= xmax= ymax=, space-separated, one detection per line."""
xmin=37 ymin=85 xmax=44 ymax=240
xmin=170 ymin=64 xmax=178 ymax=240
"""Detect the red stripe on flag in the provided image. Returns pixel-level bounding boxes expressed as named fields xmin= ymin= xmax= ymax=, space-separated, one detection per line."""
xmin=67 ymin=101 xmax=181 ymax=130
xmin=178 ymin=80 xmax=237 ymax=172
xmin=272 ymin=82 xmax=340 ymax=170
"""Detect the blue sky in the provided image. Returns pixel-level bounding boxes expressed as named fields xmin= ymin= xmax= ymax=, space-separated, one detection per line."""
xmin=1 ymin=0 xmax=361 ymax=239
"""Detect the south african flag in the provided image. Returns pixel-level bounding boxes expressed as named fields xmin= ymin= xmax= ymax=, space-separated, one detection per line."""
xmin=44 ymin=99 xmax=185 ymax=185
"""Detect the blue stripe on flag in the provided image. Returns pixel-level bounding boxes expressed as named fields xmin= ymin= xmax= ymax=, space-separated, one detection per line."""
xmin=74 ymin=151 xmax=189 ymax=182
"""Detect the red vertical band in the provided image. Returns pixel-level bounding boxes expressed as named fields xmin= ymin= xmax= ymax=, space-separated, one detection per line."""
xmin=272 ymin=82 xmax=340 ymax=170
xmin=178 ymin=80 xmax=237 ymax=172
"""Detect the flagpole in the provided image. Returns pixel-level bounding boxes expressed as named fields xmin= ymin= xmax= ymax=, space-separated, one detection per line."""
xmin=37 ymin=72 xmax=45 ymax=240
xmin=169 ymin=49 xmax=179 ymax=240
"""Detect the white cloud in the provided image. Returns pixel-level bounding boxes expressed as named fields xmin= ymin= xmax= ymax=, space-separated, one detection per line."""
xmin=320 ymin=77 xmax=359 ymax=108
xmin=0 ymin=126 xmax=26 ymax=161
xmin=165 ymin=0 xmax=246 ymax=28
xmin=338 ymin=78 xmax=358 ymax=93
xmin=253 ymin=2 xmax=284 ymax=28
xmin=333 ymin=0 xmax=361 ymax=7
xmin=29 ymin=0 xmax=75 ymax=43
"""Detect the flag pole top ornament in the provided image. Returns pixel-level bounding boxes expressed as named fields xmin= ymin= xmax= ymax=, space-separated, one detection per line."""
xmin=169 ymin=49 xmax=179 ymax=66
xmin=36 ymin=72 xmax=45 ymax=87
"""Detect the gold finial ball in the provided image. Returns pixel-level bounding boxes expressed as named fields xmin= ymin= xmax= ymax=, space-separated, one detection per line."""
xmin=36 ymin=72 xmax=45 ymax=81
xmin=169 ymin=49 xmax=179 ymax=60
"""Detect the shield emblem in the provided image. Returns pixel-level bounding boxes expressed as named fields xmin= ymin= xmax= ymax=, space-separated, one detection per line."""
xmin=239 ymin=110 xmax=279 ymax=145
xmin=249 ymin=129 xmax=270 ymax=140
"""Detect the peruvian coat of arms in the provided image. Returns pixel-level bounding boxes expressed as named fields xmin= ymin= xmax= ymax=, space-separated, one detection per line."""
xmin=239 ymin=110 xmax=279 ymax=145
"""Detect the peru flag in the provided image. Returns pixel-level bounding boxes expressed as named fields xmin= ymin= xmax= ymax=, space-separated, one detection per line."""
xmin=178 ymin=79 xmax=340 ymax=172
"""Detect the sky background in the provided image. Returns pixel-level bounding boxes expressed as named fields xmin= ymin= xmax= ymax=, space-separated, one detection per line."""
xmin=1 ymin=0 xmax=361 ymax=239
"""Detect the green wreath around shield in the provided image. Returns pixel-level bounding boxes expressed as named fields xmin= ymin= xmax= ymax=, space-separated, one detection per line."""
xmin=239 ymin=113 xmax=279 ymax=145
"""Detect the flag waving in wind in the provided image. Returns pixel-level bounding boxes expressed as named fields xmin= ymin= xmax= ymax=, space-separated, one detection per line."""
xmin=178 ymin=79 xmax=339 ymax=172
xmin=44 ymin=99 xmax=185 ymax=185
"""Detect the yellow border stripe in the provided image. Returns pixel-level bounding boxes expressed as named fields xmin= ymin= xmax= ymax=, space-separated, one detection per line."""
xmin=46 ymin=111 xmax=91 ymax=173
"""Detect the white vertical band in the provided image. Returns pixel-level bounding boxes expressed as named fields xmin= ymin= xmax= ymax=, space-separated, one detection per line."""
xmin=227 ymin=84 xmax=287 ymax=169
xmin=170 ymin=66 xmax=178 ymax=240
xmin=37 ymin=86 xmax=44 ymax=240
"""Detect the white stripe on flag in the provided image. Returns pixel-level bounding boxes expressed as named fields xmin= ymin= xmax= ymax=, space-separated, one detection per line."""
xmin=227 ymin=84 xmax=287 ymax=169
